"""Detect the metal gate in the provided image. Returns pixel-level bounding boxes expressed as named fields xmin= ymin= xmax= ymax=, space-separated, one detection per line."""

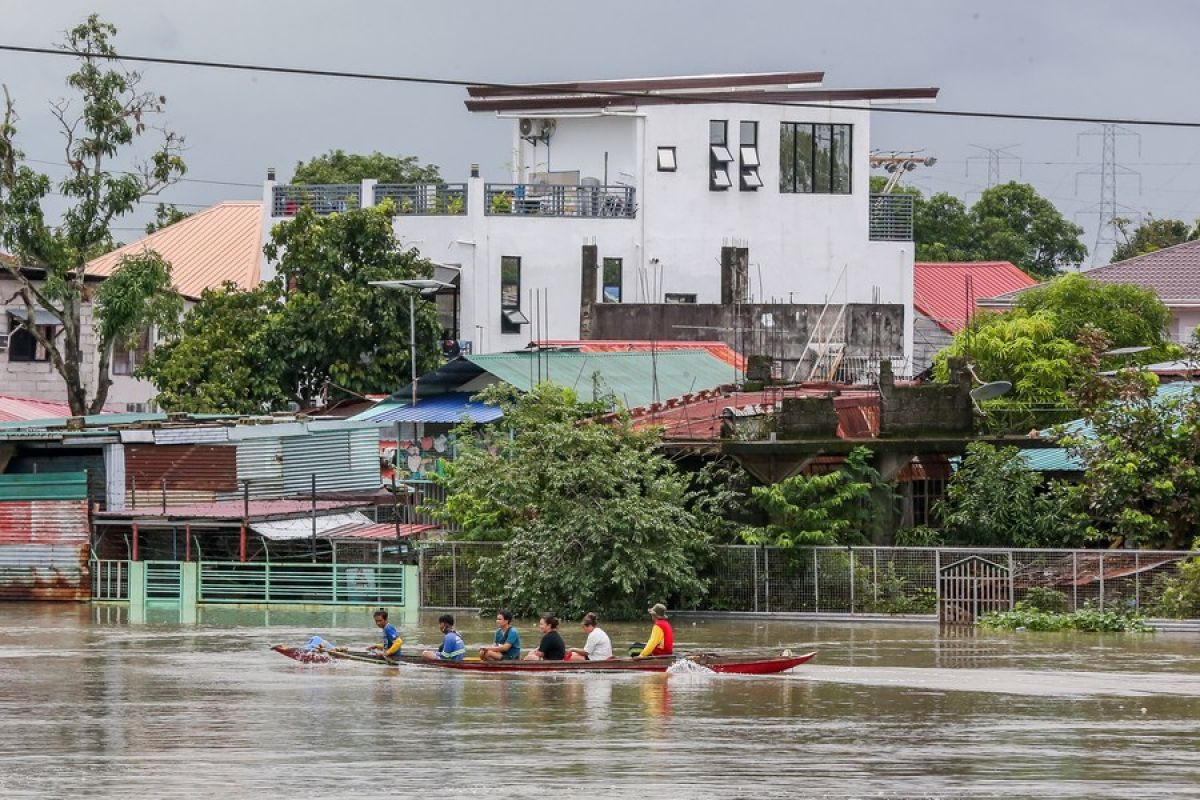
xmin=144 ymin=561 xmax=183 ymax=600
xmin=938 ymin=555 xmax=1011 ymax=624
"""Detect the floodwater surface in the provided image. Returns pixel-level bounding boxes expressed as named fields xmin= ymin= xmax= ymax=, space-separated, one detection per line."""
xmin=1 ymin=603 xmax=1198 ymax=799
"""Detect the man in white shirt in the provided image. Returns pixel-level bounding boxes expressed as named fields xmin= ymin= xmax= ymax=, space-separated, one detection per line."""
xmin=567 ymin=611 xmax=613 ymax=661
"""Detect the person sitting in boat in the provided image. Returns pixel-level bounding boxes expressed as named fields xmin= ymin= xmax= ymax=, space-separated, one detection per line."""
xmin=367 ymin=609 xmax=403 ymax=659
xmin=566 ymin=611 xmax=613 ymax=661
xmin=478 ymin=609 xmax=521 ymax=661
xmin=524 ymin=614 xmax=566 ymax=660
xmin=422 ymin=613 xmax=467 ymax=661
xmin=634 ymin=603 xmax=674 ymax=658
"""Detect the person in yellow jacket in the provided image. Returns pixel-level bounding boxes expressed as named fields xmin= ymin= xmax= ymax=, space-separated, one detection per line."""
xmin=635 ymin=603 xmax=674 ymax=658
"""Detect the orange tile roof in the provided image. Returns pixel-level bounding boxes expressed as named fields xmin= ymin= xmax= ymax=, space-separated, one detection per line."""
xmin=87 ymin=202 xmax=263 ymax=300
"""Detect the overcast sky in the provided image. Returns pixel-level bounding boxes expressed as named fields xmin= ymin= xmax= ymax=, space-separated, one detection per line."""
xmin=2 ymin=0 xmax=1199 ymax=263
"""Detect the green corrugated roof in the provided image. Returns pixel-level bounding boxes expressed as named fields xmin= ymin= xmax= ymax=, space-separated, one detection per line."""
xmin=466 ymin=350 xmax=740 ymax=409
xmin=1018 ymin=449 xmax=1082 ymax=473
xmin=0 ymin=471 xmax=89 ymax=501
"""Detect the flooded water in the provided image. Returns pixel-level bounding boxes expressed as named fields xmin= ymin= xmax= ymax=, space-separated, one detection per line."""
xmin=2 ymin=603 xmax=1198 ymax=799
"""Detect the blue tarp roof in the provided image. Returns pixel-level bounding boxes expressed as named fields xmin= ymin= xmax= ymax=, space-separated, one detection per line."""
xmin=361 ymin=393 xmax=504 ymax=425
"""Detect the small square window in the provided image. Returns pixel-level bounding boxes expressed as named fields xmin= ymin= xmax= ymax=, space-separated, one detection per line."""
xmin=711 ymin=169 xmax=732 ymax=189
xmin=740 ymin=146 xmax=760 ymax=168
xmin=711 ymin=146 xmax=734 ymax=163
xmin=657 ymin=147 xmax=677 ymax=172
xmin=741 ymin=169 xmax=763 ymax=189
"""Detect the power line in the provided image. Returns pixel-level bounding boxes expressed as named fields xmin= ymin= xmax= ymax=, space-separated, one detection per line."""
xmin=21 ymin=156 xmax=259 ymax=188
xmin=4 ymin=43 xmax=1200 ymax=129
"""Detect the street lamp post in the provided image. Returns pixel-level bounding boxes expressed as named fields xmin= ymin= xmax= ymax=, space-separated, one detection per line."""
xmin=369 ymin=278 xmax=455 ymax=408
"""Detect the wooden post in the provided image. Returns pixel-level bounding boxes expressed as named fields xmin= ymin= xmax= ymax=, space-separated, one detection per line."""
xmin=184 ymin=524 xmax=191 ymax=562
xmin=131 ymin=522 xmax=139 ymax=562
xmin=239 ymin=524 xmax=247 ymax=564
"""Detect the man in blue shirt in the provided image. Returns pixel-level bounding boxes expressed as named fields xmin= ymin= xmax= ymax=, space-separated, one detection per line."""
xmin=368 ymin=608 xmax=403 ymax=660
xmin=422 ymin=613 xmax=466 ymax=661
xmin=478 ymin=609 xmax=521 ymax=661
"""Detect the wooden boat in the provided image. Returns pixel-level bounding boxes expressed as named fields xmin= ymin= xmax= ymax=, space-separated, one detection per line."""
xmin=271 ymin=644 xmax=815 ymax=675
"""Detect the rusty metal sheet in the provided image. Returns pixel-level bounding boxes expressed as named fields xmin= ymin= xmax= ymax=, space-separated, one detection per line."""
xmin=0 ymin=543 xmax=89 ymax=600
xmin=125 ymin=444 xmax=238 ymax=493
xmin=0 ymin=499 xmax=89 ymax=545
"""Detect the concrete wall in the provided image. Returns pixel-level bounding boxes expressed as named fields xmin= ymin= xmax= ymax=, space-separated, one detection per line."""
xmin=1 ymin=275 xmax=157 ymax=409
xmin=589 ymin=302 xmax=906 ymax=378
xmin=878 ymin=360 xmax=972 ymax=436
xmin=1171 ymin=307 xmax=1200 ymax=342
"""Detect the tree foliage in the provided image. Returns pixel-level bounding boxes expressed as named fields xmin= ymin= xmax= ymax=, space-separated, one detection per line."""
xmin=291 ymin=150 xmax=440 ymax=185
xmin=0 ymin=16 xmax=186 ymax=414
xmin=434 ymin=383 xmax=712 ymax=619
xmin=1111 ymin=216 xmax=1199 ymax=263
xmin=144 ymin=203 xmax=191 ymax=234
xmin=738 ymin=447 xmax=888 ymax=547
xmin=936 ymin=443 xmax=1086 ymax=548
xmin=140 ymin=204 xmax=441 ymax=411
xmin=903 ymin=182 xmax=1086 ymax=279
xmin=1015 ymin=272 xmax=1171 ymax=351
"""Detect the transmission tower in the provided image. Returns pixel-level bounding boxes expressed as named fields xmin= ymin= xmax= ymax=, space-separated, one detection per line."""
xmin=966 ymin=144 xmax=1021 ymax=188
xmin=1076 ymin=124 xmax=1141 ymax=264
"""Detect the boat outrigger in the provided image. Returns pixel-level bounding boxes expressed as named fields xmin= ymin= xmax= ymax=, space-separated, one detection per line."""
xmin=272 ymin=644 xmax=816 ymax=675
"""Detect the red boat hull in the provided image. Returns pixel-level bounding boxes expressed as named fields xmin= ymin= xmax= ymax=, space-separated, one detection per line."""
xmin=272 ymin=645 xmax=815 ymax=675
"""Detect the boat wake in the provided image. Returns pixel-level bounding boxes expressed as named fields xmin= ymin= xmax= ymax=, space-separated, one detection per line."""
xmin=667 ymin=659 xmax=716 ymax=675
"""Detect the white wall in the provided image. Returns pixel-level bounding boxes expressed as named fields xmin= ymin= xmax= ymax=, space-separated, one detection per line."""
xmin=1171 ymin=307 xmax=1200 ymax=342
xmin=513 ymin=115 xmax=639 ymax=187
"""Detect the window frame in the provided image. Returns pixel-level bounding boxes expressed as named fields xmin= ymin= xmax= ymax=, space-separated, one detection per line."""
xmin=499 ymin=255 xmax=523 ymax=334
xmin=664 ymin=293 xmax=697 ymax=304
xmin=738 ymin=121 xmax=761 ymax=191
xmin=656 ymin=146 xmax=677 ymax=172
xmin=779 ymin=122 xmax=853 ymax=195
xmin=709 ymin=120 xmax=731 ymax=191
xmin=6 ymin=317 xmax=57 ymax=363
xmin=601 ymin=257 xmax=622 ymax=303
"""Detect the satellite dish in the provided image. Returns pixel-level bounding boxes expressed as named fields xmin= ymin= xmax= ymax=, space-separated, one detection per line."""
xmin=1102 ymin=346 xmax=1152 ymax=357
xmin=970 ymin=381 xmax=1013 ymax=402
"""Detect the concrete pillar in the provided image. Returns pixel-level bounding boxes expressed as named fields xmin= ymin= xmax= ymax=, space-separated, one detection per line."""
xmin=180 ymin=562 xmax=198 ymax=625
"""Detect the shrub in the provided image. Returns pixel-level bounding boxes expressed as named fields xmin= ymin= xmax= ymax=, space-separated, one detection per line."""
xmin=1020 ymin=587 xmax=1069 ymax=613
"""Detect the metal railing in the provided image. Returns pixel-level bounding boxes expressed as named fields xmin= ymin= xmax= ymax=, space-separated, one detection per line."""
xmin=373 ymin=183 xmax=468 ymax=215
xmin=485 ymin=183 xmax=637 ymax=218
xmin=868 ymin=193 xmax=914 ymax=241
xmin=420 ymin=543 xmax=1200 ymax=616
xmin=272 ymin=184 xmax=362 ymax=217
xmin=91 ymin=560 xmax=128 ymax=600
xmin=145 ymin=561 xmax=183 ymax=599
xmin=198 ymin=562 xmax=407 ymax=605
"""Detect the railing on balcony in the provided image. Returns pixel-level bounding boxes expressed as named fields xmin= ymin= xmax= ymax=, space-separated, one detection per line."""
xmin=272 ymin=184 xmax=362 ymax=217
xmin=374 ymin=183 xmax=468 ymax=215
xmin=485 ymin=183 xmax=637 ymax=218
xmin=868 ymin=192 xmax=914 ymax=241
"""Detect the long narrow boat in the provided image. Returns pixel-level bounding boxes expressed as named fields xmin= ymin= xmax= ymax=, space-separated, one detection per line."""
xmin=271 ymin=645 xmax=816 ymax=675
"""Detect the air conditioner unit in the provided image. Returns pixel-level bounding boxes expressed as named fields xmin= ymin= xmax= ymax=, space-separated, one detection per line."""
xmin=519 ymin=118 xmax=536 ymax=137
xmin=539 ymin=119 xmax=557 ymax=139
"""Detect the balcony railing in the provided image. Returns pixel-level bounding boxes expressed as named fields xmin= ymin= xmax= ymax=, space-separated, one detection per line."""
xmin=868 ymin=193 xmax=914 ymax=241
xmin=272 ymin=184 xmax=362 ymax=217
xmin=485 ymin=183 xmax=636 ymax=218
xmin=374 ymin=183 xmax=468 ymax=215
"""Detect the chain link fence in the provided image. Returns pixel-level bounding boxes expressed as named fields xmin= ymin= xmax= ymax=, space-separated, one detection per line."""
xmin=416 ymin=543 xmax=1200 ymax=617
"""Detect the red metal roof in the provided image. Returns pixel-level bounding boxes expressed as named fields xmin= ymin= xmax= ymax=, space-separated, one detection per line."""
xmin=326 ymin=522 xmax=438 ymax=540
xmin=534 ymin=340 xmax=746 ymax=371
xmin=95 ymin=498 xmax=366 ymax=522
xmin=623 ymin=385 xmax=880 ymax=441
xmin=913 ymin=262 xmax=1036 ymax=333
xmin=0 ymin=395 xmax=77 ymax=423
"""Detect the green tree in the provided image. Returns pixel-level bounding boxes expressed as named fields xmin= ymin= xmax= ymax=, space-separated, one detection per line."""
xmin=1111 ymin=216 xmax=1199 ymax=263
xmin=139 ymin=283 xmax=284 ymax=413
xmin=435 ymin=383 xmax=711 ymax=618
xmin=969 ymin=182 xmax=1087 ymax=279
xmin=1015 ymin=272 xmax=1170 ymax=350
xmin=1063 ymin=375 xmax=1200 ymax=550
xmin=914 ymin=192 xmax=974 ymax=262
xmin=0 ymin=16 xmax=186 ymax=414
xmin=936 ymin=443 xmax=1086 ymax=547
xmin=738 ymin=447 xmax=887 ymax=547
xmin=140 ymin=204 xmax=441 ymax=410
xmin=291 ymin=150 xmax=440 ymax=184
xmin=144 ymin=203 xmax=191 ymax=234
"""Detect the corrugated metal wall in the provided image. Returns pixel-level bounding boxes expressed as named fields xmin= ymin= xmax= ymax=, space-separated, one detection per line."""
xmin=7 ymin=452 xmax=106 ymax=508
xmin=124 ymin=444 xmax=238 ymax=506
xmin=0 ymin=499 xmax=90 ymax=600
xmin=233 ymin=437 xmax=285 ymax=498
xmin=281 ymin=429 xmax=379 ymax=495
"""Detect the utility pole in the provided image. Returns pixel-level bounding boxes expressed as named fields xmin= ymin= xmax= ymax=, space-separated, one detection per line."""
xmin=869 ymin=151 xmax=937 ymax=193
xmin=966 ymin=144 xmax=1021 ymax=188
xmin=1076 ymin=124 xmax=1142 ymax=264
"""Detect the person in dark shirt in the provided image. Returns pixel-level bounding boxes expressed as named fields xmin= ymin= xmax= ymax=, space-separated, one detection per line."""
xmin=524 ymin=614 xmax=566 ymax=660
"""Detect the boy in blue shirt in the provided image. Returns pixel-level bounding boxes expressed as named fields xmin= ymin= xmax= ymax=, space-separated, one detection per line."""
xmin=422 ymin=613 xmax=466 ymax=661
xmin=369 ymin=608 xmax=403 ymax=659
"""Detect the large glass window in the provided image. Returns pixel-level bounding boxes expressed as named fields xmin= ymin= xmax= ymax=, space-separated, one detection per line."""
xmin=779 ymin=123 xmax=852 ymax=194
xmin=602 ymin=258 xmax=622 ymax=303
xmin=500 ymin=256 xmax=523 ymax=333
xmin=709 ymin=120 xmax=732 ymax=191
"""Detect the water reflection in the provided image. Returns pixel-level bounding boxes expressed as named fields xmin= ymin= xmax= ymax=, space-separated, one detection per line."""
xmin=3 ymin=603 xmax=1199 ymax=798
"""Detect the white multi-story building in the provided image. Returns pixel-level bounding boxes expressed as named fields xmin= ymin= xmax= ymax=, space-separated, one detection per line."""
xmin=262 ymin=71 xmax=937 ymax=369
